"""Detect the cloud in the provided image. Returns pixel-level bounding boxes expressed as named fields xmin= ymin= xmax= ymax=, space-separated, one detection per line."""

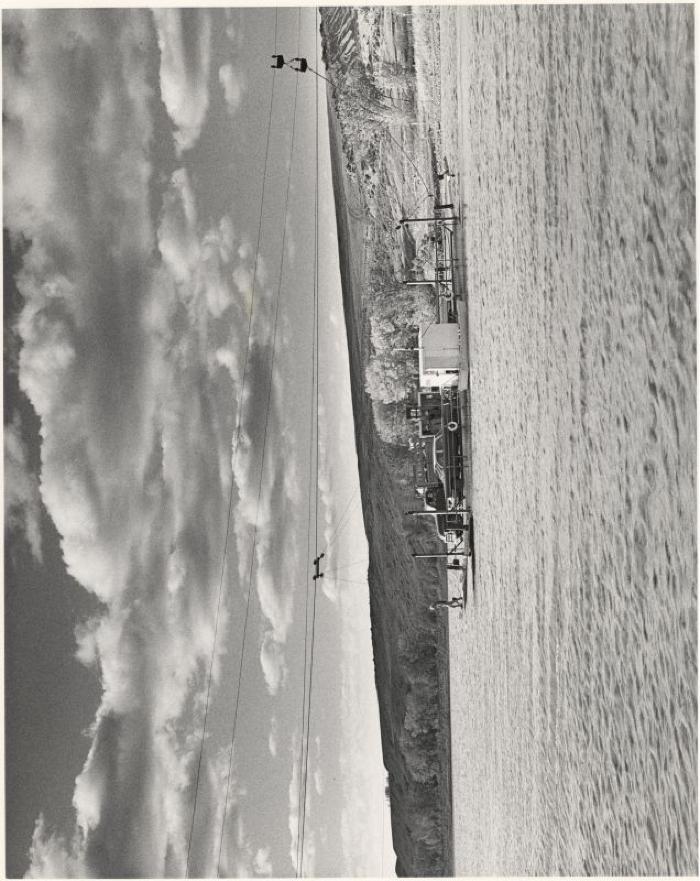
xmin=199 ymin=747 xmax=253 ymax=879
xmin=228 ymin=336 xmax=304 ymax=696
xmin=156 ymin=168 xmax=241 ymax=326
xmin=25 ymin=816 xmax=87 ymax=879
xmin=321 ymin=575 xmax=340 ymax=603
xmin=314 ymin=396 xmax=351 ymax=603
xmin=260 ymin=631 xmax=287 ymax=695
xmin=152 ymin=9 xmax=212 ymax=153
xmin=5 ymin=9 xmax=326 ymax=875
xmin=268 ymin=716 xmax=278 ymax=757
xmin=218 ymin=63 xmax=245 ymax=115
xmin=287 ymin=734 xmax=316 ymax=877
xmin=4 ymin=413 xmax=43 ymax=562
xmin=4 ymin=7 xmax=158 ymax=603
xmin=312 ymin=736 xmax=324 ymax=796
xmin=253 ymin=846 xmax=272 ymax=877
xmin=4 ymin=10 xmax=260 ymax=877
xmin=313 ymin=767 xmax=324 ymax=797
xmin=157 ymin=168 xmax=200 ymax=284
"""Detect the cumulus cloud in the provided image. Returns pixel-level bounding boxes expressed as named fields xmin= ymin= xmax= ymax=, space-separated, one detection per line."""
xmin=200 ymin=748 xmax=254 ymax=879
xmin=157 ymin=168 xmax=200 ymax=284
xmin=218 ymin=63 xmax=245 ymax=115
xmin=152 ymin=9 xmax=212 ymax=153
xmin=228 ymin=330 xmax=304 ymax=696
xmin=4 ymin=413 xmax=43 ymax=562
xmin=3 ymin=10 xmax=260 ymax=877
xmin=156 ymin=168 xmax=242 ymax=327
xmin=253 ymin=846 xmax=272 ymax=877
xmin=314 ymin=396 xmax=352 ymax=603
xmin=25 ymin=816 xmax=87 ymax=879
xmin=4 ymin=8 xmax=323 ymax=876
xmin=5 ymin=8 xmax=158 ymax=604
xmin=260 ymin=631 xmax=287 ymax=695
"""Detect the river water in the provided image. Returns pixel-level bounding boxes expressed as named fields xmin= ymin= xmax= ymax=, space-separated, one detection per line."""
xmin=443 ymin=5 xmax=696 ymax=875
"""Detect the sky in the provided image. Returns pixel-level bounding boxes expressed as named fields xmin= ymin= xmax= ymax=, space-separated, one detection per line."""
xmin=3 ymin=7 xmax=395 ymax=877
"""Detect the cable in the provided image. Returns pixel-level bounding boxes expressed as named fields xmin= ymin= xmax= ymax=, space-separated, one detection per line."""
xmin=216 ymin=14 xmax=300 ymax=876
xmin=296 ymin=270 xmax=316 ymax=874
xmin=297 ymin=11 xmax=320 ymax=876
xmin=314 ymin=5 xmax=320 ymax=589
xmin=296 ymin=7 xmax=315 ymax=872
xmin=306 ymin=64 xmax=332 ymax=85
xmin=184 ymin=10 xmax=279 ymax=878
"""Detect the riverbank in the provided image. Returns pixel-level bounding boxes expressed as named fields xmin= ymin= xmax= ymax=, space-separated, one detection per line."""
xmin=326 ymin=80 xmax=454 ymax=876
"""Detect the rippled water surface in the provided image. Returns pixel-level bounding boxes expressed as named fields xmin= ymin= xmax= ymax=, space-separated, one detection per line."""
xmin=445 ymin=5 xmax=696 ymax=875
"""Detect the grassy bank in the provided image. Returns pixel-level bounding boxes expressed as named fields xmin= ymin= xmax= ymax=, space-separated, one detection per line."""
xmin=326 ymin=82 xmax=453 ymax=876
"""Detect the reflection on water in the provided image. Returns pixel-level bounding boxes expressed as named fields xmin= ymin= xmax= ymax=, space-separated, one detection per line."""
xmin=447 ymin=5 xmax=696 ymax=875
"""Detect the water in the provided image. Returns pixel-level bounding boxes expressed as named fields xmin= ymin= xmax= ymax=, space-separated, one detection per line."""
xmin=445 ymin=5 xmax=696 ymax=875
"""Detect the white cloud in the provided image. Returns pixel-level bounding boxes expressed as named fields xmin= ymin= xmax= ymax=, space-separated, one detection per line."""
xmin=157 ymin=168 xmax=241 ymax=325
xmin=4 ymin=10 xmax=339 ymax=875
xmin=218 ymin=63 xmax=245 ymax=115
xmin=157 ymin=168 xmax=200 ymax=284
xmin=25 ymin=816 xmax=87 ymax=879
xmin=4 ymin=413 xmax=43 ymax=562
xmin=268 ymin=715 xmax=279 ymax=757
xmin=286 ymin=731 xmax=329 ymax=876
xmin=152 ymin=9 xmax=212 ymax=153
xmin=313 ymin=766 xmax=324 ymax=797
xmin=260 ymin=631 xmax=287 ymax=695
xmin=312 ymin=736 xmax=324 ymax=796
xmin=228 ymin=356 xmax=304 ymax=696
xmin=253 ymin=846 xmax=272 ymax=877
xmin=5 ymin=8 xmax=157 ymax=604
xmin=287 ymin=734 xmax=316 ymax=877
xmin=321 ymin=576 xmax=340 ymax=603
xmin=4 ymin=11 xmax=254 ymax=877
xmin=256 ymin=564 xmax=293 ymax=644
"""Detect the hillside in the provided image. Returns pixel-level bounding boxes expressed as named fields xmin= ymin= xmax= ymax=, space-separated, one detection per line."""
xmin=321 ymin=7 xmax=454 ymax=876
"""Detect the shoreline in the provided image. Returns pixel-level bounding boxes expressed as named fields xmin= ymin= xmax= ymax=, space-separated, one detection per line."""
xmin=326 ymin=83 xmax=455 ymax=876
